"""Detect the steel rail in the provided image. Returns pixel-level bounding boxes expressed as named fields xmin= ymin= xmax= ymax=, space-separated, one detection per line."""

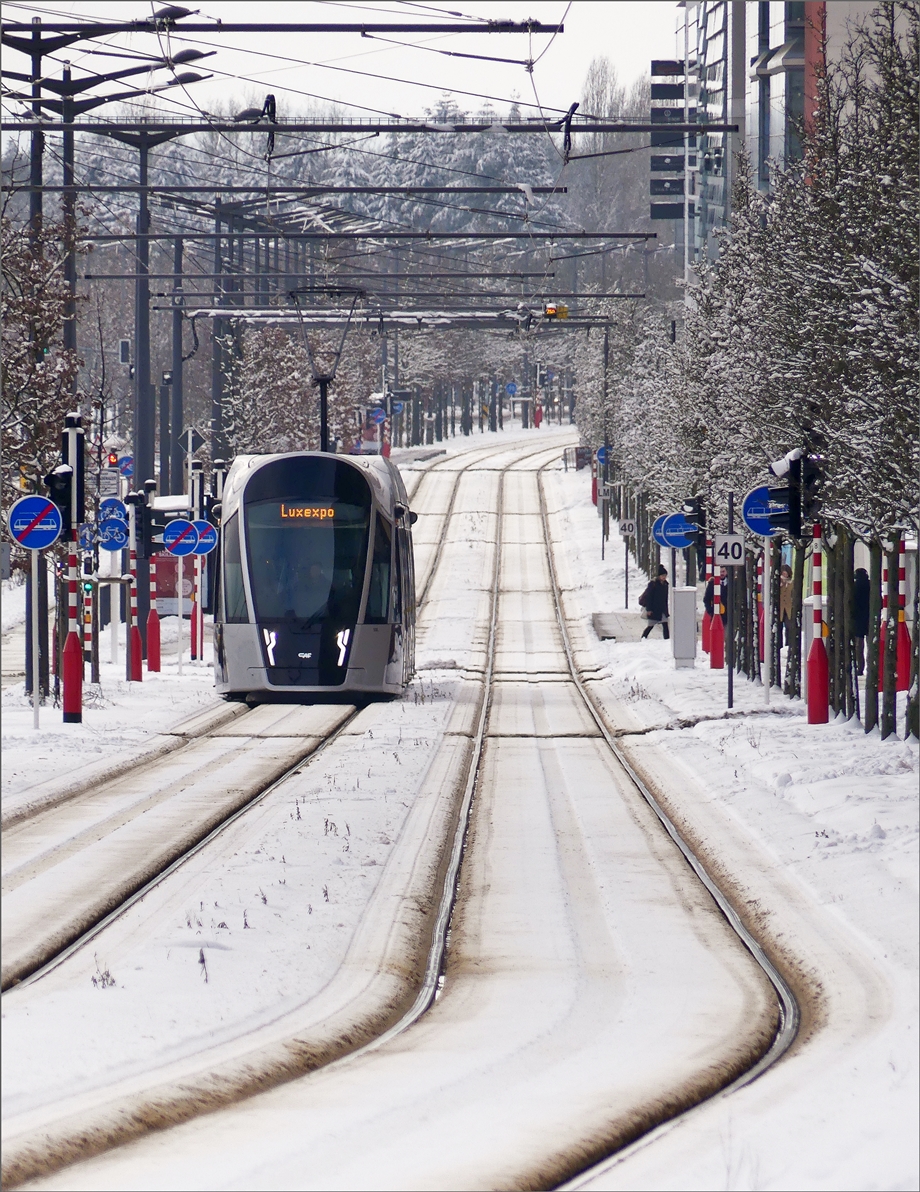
xmin=534 ymin=461 xmax=801 ymax=1187
xmin=0 ymin=437 xmax=538 ymax=1191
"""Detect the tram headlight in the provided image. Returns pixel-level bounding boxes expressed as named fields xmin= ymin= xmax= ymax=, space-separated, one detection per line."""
xmin=335 ymin=628 xmax=351 ymax=668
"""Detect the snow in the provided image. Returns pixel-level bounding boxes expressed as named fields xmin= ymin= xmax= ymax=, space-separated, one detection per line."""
xmin=3 ymin=430 xmax=916 ymax=1191
xmin=2 ymin=577 xmax=28 ymax=634
xmin=1 ymin=626 xmax=219 ymax=825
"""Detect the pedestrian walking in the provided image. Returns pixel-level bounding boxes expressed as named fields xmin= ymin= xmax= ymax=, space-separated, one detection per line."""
xmin=779 ymin=563 xmax=793 ymax=646
xmin=639 ymin=565 xmax=670 ymax=639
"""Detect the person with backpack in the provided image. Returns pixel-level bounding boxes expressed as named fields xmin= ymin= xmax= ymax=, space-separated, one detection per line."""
xmin=639 ymin=565 xmax=670 ymax=639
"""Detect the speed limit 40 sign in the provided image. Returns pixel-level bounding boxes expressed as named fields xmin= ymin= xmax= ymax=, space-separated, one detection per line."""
xmin=618 ymin=519 xmax=637 ymax=538
xmin=714 ymin=533 xmax=745 ymax=565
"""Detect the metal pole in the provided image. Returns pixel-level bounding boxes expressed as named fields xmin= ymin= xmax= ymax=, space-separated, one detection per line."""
xmin=727 ymin=490 xmax=735 ymax=709
xmin=61 ymin=65 xmax=77 ymax=378
xmin=158 ymin=383 xmax=170 ymax=495
xmin=319 ymin=377 xmax=330 ymax=452
xmin=31 ymin=550 xmax=40 ymax=729
xmin=176 ymin=555 xmax=183 ymax=675
xmin=764 ymin=538 xmax=772 ymax=704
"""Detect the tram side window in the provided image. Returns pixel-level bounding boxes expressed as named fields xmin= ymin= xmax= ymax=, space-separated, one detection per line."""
xmin=222 ymin=513 xmax=249 ymax=623
xmin=365 ymin=514 xmax=391 ymax=624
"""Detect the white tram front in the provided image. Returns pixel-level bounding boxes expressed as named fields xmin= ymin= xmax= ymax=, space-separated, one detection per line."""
xmin=214 ymin=452 xmax=416 ymax=701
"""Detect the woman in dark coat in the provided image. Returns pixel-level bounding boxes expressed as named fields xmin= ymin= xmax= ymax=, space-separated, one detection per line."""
xmin=640 ymin=565 xmax=670 ymax=639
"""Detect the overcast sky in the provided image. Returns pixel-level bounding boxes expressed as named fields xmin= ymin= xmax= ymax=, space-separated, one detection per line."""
xmin=3 ymin=2 xmax=680 ymax=121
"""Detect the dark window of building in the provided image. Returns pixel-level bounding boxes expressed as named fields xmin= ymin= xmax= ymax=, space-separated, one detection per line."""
xmin=758 ymin=2 xmax=770 ymax=51
xmin=786 ymin=67 xmax=805 ymax=161
xmin=758 ymin=76 xmax=771 ymax=183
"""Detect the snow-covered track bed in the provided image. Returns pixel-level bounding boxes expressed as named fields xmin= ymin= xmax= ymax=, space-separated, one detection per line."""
xmin=1 ymin=701 xmax=358 ymax=992
xmin=13 ymin=439 xmax=792 ymax=1192
xmin=1 ymin=437 xmax=567 ymax=1190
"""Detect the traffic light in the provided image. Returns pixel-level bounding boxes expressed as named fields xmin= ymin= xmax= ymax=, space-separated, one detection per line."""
xmin=544 ymin=300 xmax=558 ymax=318
xmin=107 ymin=451 xmax=119 ymax=468
xmin=801 ymin=455 xmax=823 ymax=523
xmin=43 ymin=463 xmax=74 ymax=526
xmin=681 ymin=496 xmax=707 ymax=546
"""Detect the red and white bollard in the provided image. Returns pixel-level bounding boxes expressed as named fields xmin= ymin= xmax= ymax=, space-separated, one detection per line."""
xmin=62 ymin=529 xmax=82 ymax=723
xmin=702 ymin=536 xmax=713 ymax=654
xmin=807 ymin=522 xmax=829 ymax=723
xmin=146 ymin=552 xmax=161 ymax=672
xmin=897 ymin=537 xmax=911 ymax=691
xmin=127 ymin=507 xmax=143 ymax=682
xmin=878 ymin=555 xmax=888 ymax=670
xmin=82 ymin=552 xmax=93 ymax=669
xmin=710 ymin=560 xmax=725 ymax=669
xmin=757 ymin=549 xmax=765 ymax=663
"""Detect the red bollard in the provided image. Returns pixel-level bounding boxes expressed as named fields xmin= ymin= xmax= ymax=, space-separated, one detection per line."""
xmin=710 ymin=608 xmax=725 ymax=669
xmin=63 ymin=630 xmax=83 ymax=723
xmin=807 ymin=523 xmax=829 ymax=723
xmin=191 ymin=595 xmax=198 ymax=661
xmin=807 ymin=634 xmax=830 ymax=723
xmin=130 ymin=624 xmax=144 ymax=683
xmin=702 ymin=610 xmax=712 ymax=654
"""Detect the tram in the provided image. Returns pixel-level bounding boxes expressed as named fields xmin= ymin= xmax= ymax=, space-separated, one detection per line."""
xmin=213 ymin=452 xmax=416 ymax=701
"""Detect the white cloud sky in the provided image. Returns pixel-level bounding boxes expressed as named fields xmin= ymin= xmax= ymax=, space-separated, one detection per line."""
xmin=2 ymin=1 xmax=679 ymax=120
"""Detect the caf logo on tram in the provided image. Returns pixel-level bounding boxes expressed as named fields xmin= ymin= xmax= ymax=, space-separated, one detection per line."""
xmin=213 ymin=452 xmax=417 ymax=701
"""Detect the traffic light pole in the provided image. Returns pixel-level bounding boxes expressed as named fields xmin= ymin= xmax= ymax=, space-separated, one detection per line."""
xmin=727 ymin=491 xmax=734 ymax=709
xmin=62 ymin=415 xmax=83 ymax=722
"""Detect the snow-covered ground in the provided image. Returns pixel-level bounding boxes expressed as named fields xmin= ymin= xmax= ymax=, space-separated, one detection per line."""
xmin=542 ymin=465 xmax=918 ymax=1191
xmin=3 ymin=427 xmax=916 ymax=1191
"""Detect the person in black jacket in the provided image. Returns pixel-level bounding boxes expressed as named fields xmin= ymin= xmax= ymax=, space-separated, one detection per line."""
xmin=853 ymin=567 xmax=870 ymax=676
xmin=639 ymin=565 xmax=670 ymax=639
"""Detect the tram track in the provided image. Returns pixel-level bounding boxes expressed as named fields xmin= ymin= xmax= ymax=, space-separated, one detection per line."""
xmin=8 ymin=437 xmax=790 ymax=1192
xmin=0 ymin=435 xmax=544 ymax=994
xmin=1 ymin=434 xmax=566 ymax=1189
xmin=534 ymin=463 xmax=801 ymax=1185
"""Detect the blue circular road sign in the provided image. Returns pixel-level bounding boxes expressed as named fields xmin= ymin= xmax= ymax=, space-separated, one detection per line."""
xmin=505 ymin=382 xmax=517 ymax=396
xmin=191 ymin=520 xmax=218 ymax=555
xmin=659 ymin=511 xmax=696 ymax=549
xmin=369 ymin=408 xmax=387 ymax=425
xmin=163 ymin=518 xmax=199 ymax=556
xmin=7 ymin=496 xmax=63 ymax=550
xmin=79 ymin=523 xmax=95 ymax=551
xmin=651 ymin=515 xmax=669 ymax=549
xmin=98 ymin=518 xmax=129 ymax=551
xmin=99 ymin=497 xmax=127 ymax=523
xmin=596 ymin=446 xmax=609 ymax=466
xmin=118 ymin=455 xmax=134 ymax=477
xmin=742 ymin=484 xmax=788 ymax=536
xmin=391 ymin=401 xmax=404 ymax=416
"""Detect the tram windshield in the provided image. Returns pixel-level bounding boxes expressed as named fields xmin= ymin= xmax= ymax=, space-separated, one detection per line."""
xmin=243 ymin=459 xmax=372 ymax=625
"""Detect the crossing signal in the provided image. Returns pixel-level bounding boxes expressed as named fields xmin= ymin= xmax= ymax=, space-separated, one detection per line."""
xmin=681 ymin=496 xmax=707 ymax=545
xmin=802 ymin=455 xmax=823 ymax=522
xmin=766 ymin=449 xmax=823 ymax=538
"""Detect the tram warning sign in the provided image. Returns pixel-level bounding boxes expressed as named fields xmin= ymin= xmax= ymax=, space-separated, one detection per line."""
xmin=163 ymin=519 xmax=199 ymax=556
xmin=714 ymin=533 xmax=745 ymax=566
xmin=7 ymin=496 xmax=63 ymax=550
